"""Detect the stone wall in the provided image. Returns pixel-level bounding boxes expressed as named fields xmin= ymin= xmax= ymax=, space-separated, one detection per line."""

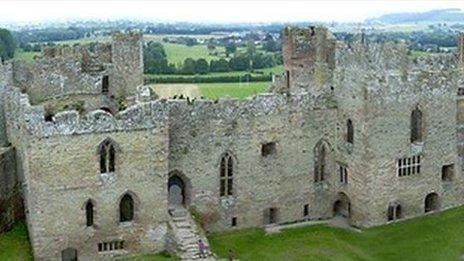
xmin=0 ymin=146 xmax=23 ymax=232
xmin=11 ymin=33 xmax=142 ymax=105
xmin=5 ymin=88 xmax=170 ymax=260
xmin=110 ymin=32 xmax=144 ymax=98
xmin=167 ymin=93 xmax=340 ymax=231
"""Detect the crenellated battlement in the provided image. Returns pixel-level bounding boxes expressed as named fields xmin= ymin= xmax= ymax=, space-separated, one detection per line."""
xmin=4 ymin=87 xmax=168 ymax=138
xmin=4 ymin=84 xmax=337 ymax=139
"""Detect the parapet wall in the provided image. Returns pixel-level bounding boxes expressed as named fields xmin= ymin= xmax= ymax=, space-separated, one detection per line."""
xmin=4 ymin=87 xmax=168 ymax=138
xmin=5 ymin=85 xmax=336 ymax=140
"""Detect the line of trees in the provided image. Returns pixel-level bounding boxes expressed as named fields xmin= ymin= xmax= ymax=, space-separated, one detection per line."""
xmin=0 ymin=29 xmax=16 ymax=62
xmin=143 ymin=41 xmax=281 ymax=75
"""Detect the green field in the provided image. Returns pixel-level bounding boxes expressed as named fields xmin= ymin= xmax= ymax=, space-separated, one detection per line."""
xmin=198 ymin=82 xmax=270 ymax=99
xmin=209 ymin=207 xmax=464 ymax=261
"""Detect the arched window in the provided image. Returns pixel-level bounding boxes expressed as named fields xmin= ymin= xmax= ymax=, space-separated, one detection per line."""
xmin=346 ymin=119 xmax=354 ymax=144
xmin=314 ymin=141 xmax=328 ymax=182
xmin=410 ymin=107 xmax=423 ymax=143
xmin=387 ymin=203 xmax=402 ymax=221
xmin=99 ymin=139 xmax=116 ymax=173
xmin=119 ymin=194 xmax=134 ymax=222
xmin=85 ymin=200 xmax=94 ymax=227
xmin=220 ymin=153 xmax=234 ymax=197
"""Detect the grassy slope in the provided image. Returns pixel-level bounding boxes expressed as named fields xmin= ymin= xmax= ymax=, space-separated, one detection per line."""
xmin=209 ymin=206 xmax=464 ymax=261
xmin=198 ymin=82 xmax=270 ymax=100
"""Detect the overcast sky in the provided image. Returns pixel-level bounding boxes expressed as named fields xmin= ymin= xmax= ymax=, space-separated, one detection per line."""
xmin=0 ymin=0 xmax=463 ymax=24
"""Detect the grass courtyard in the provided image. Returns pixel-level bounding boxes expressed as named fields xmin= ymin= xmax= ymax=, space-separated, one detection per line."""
xmin=209 ymin=206 xmax=464 ymax=261
xmin=3 ymin=206 xmax=464 ymax=260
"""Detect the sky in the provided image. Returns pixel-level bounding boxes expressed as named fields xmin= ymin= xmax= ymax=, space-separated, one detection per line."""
xmin=0 ymin=0 xmax=463 ymax=24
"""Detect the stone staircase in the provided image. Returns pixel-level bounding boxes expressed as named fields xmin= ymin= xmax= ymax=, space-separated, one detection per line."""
xmin=169 ymin=207 xmax=215 ymax=261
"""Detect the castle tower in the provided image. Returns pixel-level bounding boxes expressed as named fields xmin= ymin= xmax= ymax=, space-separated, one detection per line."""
xmin=110 ymin=32 xmax=144 ymax=97
xmin=281 ymin=26 xmax=336 ymax=93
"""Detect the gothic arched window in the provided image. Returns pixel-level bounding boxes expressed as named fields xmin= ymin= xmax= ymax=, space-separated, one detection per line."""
xmin=99 ymin=139 xmax=116 ymax=173
xmin=220 ymin=153 xmax=234 ymax=197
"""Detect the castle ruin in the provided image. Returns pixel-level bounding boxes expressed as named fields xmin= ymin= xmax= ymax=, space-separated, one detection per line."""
xmin=0 ymin=27 xmax=464 ymax=260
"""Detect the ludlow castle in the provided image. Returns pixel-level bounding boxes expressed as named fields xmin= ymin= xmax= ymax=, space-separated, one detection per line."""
xmin=0 ymin=27 xmax=464 ymax=260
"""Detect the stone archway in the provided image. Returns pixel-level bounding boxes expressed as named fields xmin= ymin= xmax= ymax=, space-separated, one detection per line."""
xmin=61 ymin=248 xmax=78 ymax=261
xmin=333 ymin=192 xmax=351 ymax=218
xmin=425 ymin=192 xmax=439 ymax=213
xmin=168 ymin=171 xmax=191 ymax=209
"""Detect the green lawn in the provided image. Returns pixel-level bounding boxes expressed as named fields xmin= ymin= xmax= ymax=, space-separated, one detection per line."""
xmin=209 ymin=206 xmax=464 ymax=261
xmin=198 ymin=82 xmax=271 ymax=100
xmin=4 ymin=207 xmax=464 ymax=260
xmin=0 ymin=223 xmax=33 ymax=261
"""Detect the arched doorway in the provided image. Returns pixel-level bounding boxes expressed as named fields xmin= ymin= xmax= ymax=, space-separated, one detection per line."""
xmin=168 ymin=171 xmax=191 ymax=208
xmin=333 ymin=192 xmax=351 ymax=218
xmin=425 ymin=193 xmax=439 ymax=213
xmin=61 ymin=248 xmax=78 ymax=261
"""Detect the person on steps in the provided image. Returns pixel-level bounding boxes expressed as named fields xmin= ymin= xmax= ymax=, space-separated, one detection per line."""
xmin=198 ymin=239 xmax=207 ymax=258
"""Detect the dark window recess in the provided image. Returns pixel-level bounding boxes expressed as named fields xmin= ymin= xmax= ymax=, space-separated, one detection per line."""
xmin=85 ymin=200 xmax=94 ymax=227
xmin=346 ymin=119 xmax=354 ymax=144
xmin=261 ymin=142 xmax=276 ymax=157
xmin=458 ymin=88 xmax=464 ymax=96
xmin=410 ymin=107 xmax=423 ymax=143
xmin=44 ymin=112 xmax=54 ymax=122
xmin=286 ymin=70 xmax=290 ymax=88
xmin=231 ymin=217 xmax=237 ymax=227
xmin=303 ymin=204 xmax=309 ymax=217
xmin=441 ymin=164 xmax=454 ymax=181
xmin=102 ymin=75 xmax=109 ymax=94
xmin=119 ymin=194 xmax=134 ymax=222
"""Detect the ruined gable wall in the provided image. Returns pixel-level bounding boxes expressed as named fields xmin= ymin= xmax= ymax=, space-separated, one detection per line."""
xmin=167 ymin=93 xmax=341 ymax=231
xmin=4 ymin=88 xmax=170 ymax=260
xmin=12 ymin=58 xmax=104 ymax=105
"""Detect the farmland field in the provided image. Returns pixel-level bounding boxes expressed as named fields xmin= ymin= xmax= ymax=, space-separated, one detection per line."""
xmin=150 ymin=82 xmax=270 ymax=100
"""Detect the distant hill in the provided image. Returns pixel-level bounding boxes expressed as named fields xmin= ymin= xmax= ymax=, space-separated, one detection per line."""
xmin=366 ymin=8 xmax=464 ymax=24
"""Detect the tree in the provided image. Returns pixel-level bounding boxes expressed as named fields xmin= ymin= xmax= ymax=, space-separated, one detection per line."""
xmin=0 ymin=29 xmax=16 ymax=61
xmin=210 ymin=58 xmax=229 ymax=72
xmin=207 ymin=44 xmax=216 ymax=54
xmin=182 ymin=58 xmax=196 ymax=75
xmin=229 ymin=55 xmax=250 ymax=71
xmin=263 ymin=39 xmax=280 ymax=52
xmin=195 ymin=58 xmax=209 ymax=74
xmin=143 ymin=41 xmax=171 ymax=74
xmin=246 ymin=41 xmax=256 ymax=57
xmin=225 ymin=43 xmax=237 ymax=57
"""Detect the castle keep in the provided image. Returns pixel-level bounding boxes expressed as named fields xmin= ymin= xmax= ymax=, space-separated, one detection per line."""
xmin=0 ymin=27 xmax=463 ymax=260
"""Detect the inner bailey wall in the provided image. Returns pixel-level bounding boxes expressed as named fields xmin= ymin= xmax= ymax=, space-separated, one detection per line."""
xmin=166 ymin=94 xmax=343 ymax=231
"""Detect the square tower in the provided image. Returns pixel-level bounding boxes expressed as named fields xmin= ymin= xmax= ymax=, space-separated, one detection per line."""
xmin=281 ymin=26 xmax=336 ymax=93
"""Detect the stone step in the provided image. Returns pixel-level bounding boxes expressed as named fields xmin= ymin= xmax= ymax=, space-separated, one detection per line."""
xmin=176 ymin=221 xmax=191 ymax=229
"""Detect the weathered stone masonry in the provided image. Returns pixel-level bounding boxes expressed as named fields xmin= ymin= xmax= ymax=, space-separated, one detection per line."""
xmin=0 ymin=27 xmax=464 ymax=260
